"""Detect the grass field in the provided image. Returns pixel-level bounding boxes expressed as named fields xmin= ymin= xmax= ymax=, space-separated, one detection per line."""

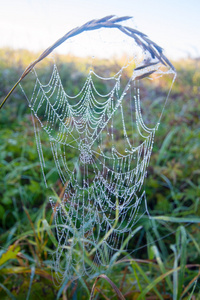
xmin=0 ymin=48 xmax=199 ymax=299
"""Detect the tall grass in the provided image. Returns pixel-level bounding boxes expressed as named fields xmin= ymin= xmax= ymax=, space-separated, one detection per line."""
xmin=0 ymin=50 xmax=200 ymax=299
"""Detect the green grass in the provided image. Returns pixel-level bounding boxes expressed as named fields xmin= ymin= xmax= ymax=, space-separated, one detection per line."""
xmin=0 ymin=49 xmax=200 ymax=299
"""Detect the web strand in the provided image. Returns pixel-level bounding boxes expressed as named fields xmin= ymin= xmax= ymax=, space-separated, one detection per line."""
xmin=19 ymin=20 xmax=176 ymax=284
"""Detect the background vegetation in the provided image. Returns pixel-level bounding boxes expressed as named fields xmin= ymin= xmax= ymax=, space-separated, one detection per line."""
xmin=0 ymin=48 xmax=200 ymax=299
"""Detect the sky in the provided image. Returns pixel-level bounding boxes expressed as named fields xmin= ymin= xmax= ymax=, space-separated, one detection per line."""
xmin=0 ymin=0 xmax=200 ymax=60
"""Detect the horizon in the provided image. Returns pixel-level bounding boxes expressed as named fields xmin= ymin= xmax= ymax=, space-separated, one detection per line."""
xmin=1 ymin=46 xmax=196 ymax=65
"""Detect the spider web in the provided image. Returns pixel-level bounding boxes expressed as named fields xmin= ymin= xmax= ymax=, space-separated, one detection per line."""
xmin=19 ymin=19 xmax=176 ymax=283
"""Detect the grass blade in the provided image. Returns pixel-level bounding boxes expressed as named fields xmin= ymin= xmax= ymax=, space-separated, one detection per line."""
xmin=152 ymin=216 xmax=200 ymax=223
xmin=26 ymin=265 xmax=35 ymax=300
xmin=109 ymin=226 xmax=143 ymax=267
xmin=89 ymin=274 xmax=125 ymax=300
xmin=187 ymin=279 xmax=198 ymax=300
xmin=156 ymin=128 xmax=178 ymax=165
xmin=170 ymin=244 xmax=178 ymax=300
xmin=137 ymin=266 xmax=181 ymax=300
xmin=176 ymin=226 xmax=187 ymax=299
xmin=0 ymin=283 xmax=16 ymax=300
xmin=131 ymin=260 xmax=164 ymax=299
xmin=151 ymin=245 xmax=173 ymax=293
xmin=42 ymin=219 xmax=58 ymax=247
xmin=0 ymin=244 xmax=20 ymax=266
xmin=56 ymin=277 xmax=70 ymax=300
xmin=181 ymin=271 xmax=200 ymax=299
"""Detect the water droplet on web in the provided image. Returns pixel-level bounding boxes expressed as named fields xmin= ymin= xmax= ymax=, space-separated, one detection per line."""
xmin=16 ymin=15 xmax=176 ymax=281
xmin=156 ymin=122 xmax=160 ymax=130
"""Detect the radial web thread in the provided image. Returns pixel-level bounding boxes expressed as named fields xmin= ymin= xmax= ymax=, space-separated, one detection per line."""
xmin=19 ymin=26 xmax=176 ymax=283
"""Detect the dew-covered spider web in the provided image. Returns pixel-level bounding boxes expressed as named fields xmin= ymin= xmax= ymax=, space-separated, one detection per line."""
xmin=18 ymin=16 xmax=176 ymax=283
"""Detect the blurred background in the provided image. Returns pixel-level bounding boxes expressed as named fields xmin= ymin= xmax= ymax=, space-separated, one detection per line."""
xmin=0 ymin=0 xmax=199 ymax=299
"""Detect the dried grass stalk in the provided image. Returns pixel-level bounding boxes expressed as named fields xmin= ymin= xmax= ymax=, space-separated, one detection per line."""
xmin=0 ymin=15 xmax=175 ymax=110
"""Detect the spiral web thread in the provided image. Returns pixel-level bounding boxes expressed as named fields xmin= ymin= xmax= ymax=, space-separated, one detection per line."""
xmin=19 ymin=17 xmax=176 ymax=283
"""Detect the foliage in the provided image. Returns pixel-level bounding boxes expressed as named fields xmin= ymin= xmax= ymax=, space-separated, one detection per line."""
xmin=0 ymin=48 xmax=200 ymax=299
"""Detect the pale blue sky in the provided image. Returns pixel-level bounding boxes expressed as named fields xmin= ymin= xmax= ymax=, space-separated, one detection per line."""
xmin=0 ymin=0 xmax=199 ymax=60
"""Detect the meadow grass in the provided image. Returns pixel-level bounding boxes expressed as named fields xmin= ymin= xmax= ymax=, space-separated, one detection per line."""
xmin=0 ymin=49 xmax=199 ymax=299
